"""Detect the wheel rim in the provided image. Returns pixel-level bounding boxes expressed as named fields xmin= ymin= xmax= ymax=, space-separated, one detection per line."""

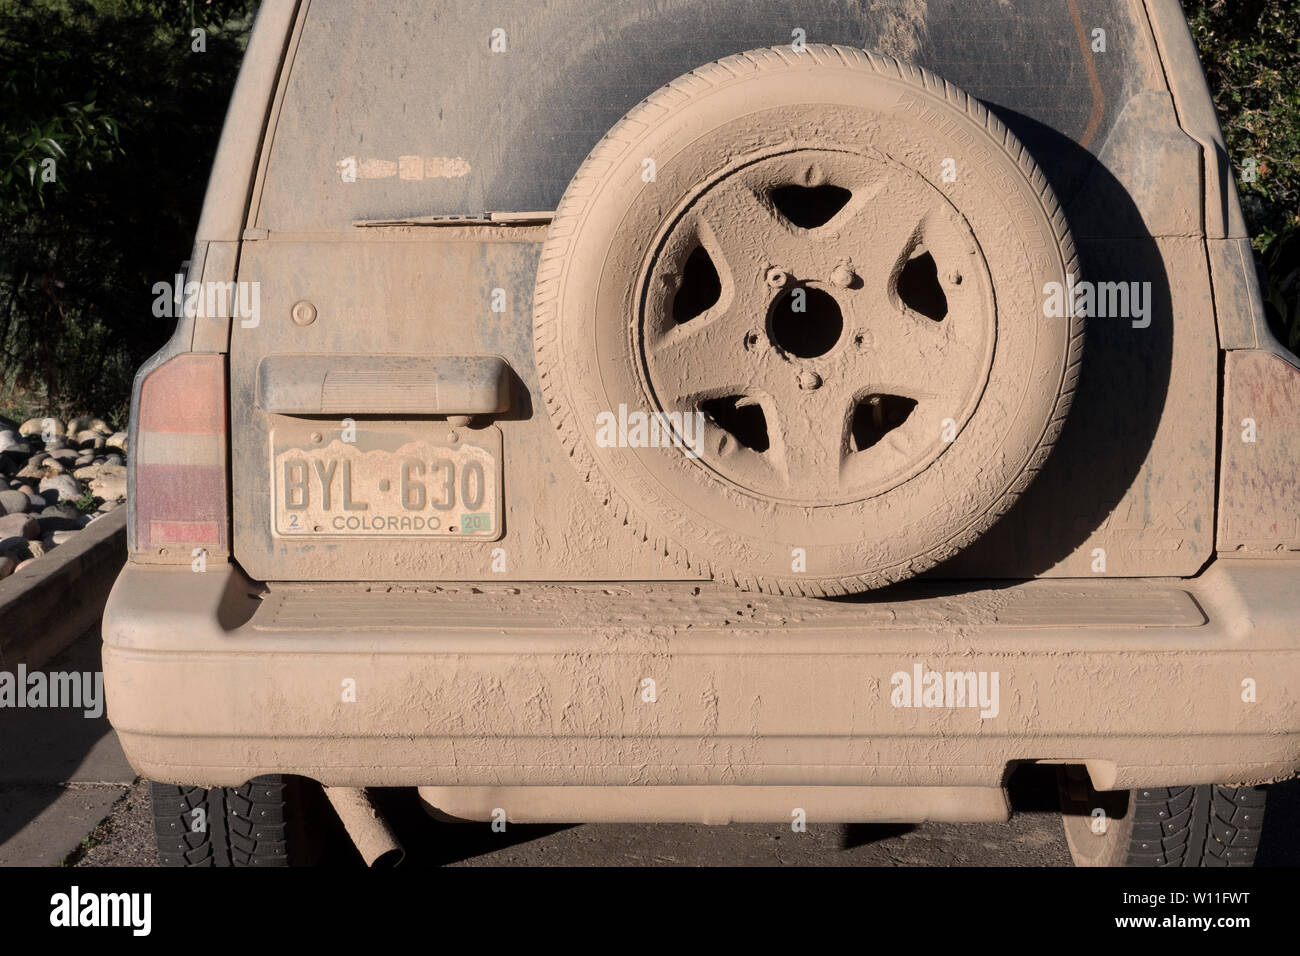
xmin=637 ymin=147 xmax=996 ymax=506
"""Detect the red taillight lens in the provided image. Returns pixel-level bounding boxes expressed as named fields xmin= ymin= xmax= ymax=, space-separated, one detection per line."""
xmin=130 ymin=353 xmax=229 ymax=558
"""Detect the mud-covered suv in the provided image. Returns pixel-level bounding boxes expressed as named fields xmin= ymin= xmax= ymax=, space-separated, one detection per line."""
xmin=105 ymin=0 xmax=1300 ymax=866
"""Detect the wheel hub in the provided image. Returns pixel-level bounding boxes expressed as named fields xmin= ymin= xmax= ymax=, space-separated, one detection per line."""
xmin=637 ymin=147 xmax=996 ymax=505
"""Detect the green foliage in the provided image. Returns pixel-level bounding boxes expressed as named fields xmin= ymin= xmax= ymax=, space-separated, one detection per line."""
xmin=0 ymin=0 xmax=257 ymax=420
xmin=1183 ymin=0 xmax=1300 ymax=350
xmin=1260 ymin=222 xmax=1300 ymax=353
xmin=3 ymin=97 xmax=121 ymax=215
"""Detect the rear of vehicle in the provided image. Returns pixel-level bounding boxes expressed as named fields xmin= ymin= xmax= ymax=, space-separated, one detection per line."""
xmin=105 ymin=0 xmax=1300 ymax=866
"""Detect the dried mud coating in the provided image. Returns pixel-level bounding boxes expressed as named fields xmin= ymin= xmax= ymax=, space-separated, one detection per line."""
xmin=534 ymin=45 xmax=1083 ymax=595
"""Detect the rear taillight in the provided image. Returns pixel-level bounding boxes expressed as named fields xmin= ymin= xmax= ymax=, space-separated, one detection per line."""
xmin=129 ymin=353 xmax=229 ymax=559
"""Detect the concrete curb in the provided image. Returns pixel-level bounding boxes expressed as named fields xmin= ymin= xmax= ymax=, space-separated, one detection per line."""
xmin=0 ymin=508 xmax=126 ymax=670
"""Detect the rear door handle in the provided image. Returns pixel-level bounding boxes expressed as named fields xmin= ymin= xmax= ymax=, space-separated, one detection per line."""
xmin=256 ymin=354 xmax=512 ymax=416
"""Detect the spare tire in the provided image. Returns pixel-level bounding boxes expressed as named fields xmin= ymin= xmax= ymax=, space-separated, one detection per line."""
xmin=534 ymin=45 xmax=1082 ymax=595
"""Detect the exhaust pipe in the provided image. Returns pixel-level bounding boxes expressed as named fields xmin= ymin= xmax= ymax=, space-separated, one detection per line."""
xmin=324 ymin=787 xmax=404 ymax=867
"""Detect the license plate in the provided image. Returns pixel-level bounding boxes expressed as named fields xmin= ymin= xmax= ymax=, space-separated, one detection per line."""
xmin=271 ymin=425 xmax=502 ymax=539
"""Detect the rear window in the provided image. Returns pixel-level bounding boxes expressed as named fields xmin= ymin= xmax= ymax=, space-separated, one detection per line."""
xmin=253 ymin=0 xmax=1163 ymax=232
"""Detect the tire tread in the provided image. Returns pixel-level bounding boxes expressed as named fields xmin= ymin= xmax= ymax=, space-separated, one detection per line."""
xmin=151 ymin=776 xmax=299 ymax=867
xmin=1125 ymin=785 xmax=1265 ymax=867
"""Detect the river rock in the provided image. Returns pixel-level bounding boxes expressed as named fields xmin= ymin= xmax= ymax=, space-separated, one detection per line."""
xmin=0 ymin=512 xmax=40 ymax=541
xmin=19 ymin=417 xmax=65 ymax=439
xmin=38 ymin=474 xmax=83 ymax=504
xmin=73 ymin=429 xmax=106 ymax=450
xmin=75 ymin=462 xmax=126 ymax=481
xmin=0 ymin=489 xmax=30 ymax=515
xmin=90 ymin=471 xmax=127 ymax=501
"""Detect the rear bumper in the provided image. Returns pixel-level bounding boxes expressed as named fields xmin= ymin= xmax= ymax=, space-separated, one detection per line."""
xmin=103 ymin=559 xmax=1300 ymax=804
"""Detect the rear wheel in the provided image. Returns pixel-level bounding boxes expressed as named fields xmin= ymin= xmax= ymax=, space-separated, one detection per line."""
xmin=1058 ymin=767 xmax=1266 ymax=867
xmin=150 ymin=775 xmax=323 ymax=867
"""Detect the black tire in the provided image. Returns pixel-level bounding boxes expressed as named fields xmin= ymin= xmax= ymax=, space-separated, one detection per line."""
xmin=1059 ymin=767 xmax=1266 ymax=867
xmin=150 ymin=775 xmax=322 ymax=867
